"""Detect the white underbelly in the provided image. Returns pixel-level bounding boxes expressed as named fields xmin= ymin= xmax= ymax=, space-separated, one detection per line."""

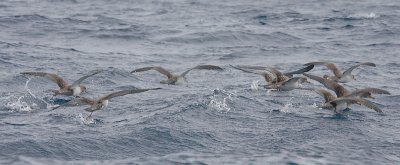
xmin=102 ymin=100 xmax=109 ymax=108
xmin=338 ymin=76 xmax=351 ymax=83
xmin=335 ymin=102 xmax=348 ymax=112
xmin=281 ymin=82 xmax=298 ymax=91
xmin=72 ymin=87 xmax=82 ymax=96
xmin=175 ymin=76 xmax=186 ymax=85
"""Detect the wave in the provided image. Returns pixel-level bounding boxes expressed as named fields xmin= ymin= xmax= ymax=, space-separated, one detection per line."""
xmin=162 ymin=31 xmax=302 ymax=45
xmin=0 ymin=14 xmax=53 ymax=24
xmin=324 ymin=12 xmax=379 ymax=22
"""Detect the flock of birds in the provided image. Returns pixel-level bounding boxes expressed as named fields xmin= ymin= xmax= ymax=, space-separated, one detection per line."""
xmin=20 ymin=61 xmax=390 ymax=119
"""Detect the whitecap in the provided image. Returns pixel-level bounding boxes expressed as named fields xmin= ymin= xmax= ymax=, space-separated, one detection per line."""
xmin=349 ymin=12 xmax=379 ymax=19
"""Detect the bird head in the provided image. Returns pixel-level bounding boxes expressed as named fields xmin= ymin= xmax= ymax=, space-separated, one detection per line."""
xmin=366 ymin=92 xmax=375 ymax=99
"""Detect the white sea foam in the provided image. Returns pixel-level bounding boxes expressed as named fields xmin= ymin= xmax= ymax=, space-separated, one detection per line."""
xmin=5 ymin=95 xmax=32 ymax=112
xmin=280 ymin=97 xmax=294 ymax=113
xmin=349 ymin=12 xmax=379 ymax=19
xmin=24 ymin=77 xmax=52 ymax=109
xmin=208 ymin=89 xmax=235 ymax=113
xmin=77 ymin=113 xmax=95 ymax=124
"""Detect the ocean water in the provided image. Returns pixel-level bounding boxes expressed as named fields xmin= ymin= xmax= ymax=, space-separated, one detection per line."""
xmin=0 ymin=0 xmax=400 ymax=164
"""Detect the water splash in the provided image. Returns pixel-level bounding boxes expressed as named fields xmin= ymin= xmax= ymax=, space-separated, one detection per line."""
xmin=280 ymin=97 xmax=294 ymax=113
xmin=251 ymin=80 xmax=259 ymax=90
xmin=4 ymin=95 xmax=32 ymax=112
xmin=311 ymin=102 xmax=319 ymax=108
xmin=208 ymin=89 xmax=235 ymax=113
xmin=24 ymin=77 xmax=52 ymax=109
xmin=77 ymin=113 xmax=96 ymax=124
xmin=208 ymin=96 xmax=231 ymax=113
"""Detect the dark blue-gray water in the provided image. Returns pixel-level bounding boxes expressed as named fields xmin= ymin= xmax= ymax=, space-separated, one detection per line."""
xmin=1 ymin=0 xmax=400 ymax=164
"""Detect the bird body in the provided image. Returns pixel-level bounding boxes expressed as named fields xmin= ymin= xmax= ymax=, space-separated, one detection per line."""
xmin=265 ymin=77 xmax=308 ymax=91
xmin=330 ymin=98 xmax=383 ymax=114
xmin=52 ymin=88 xmax=161 ymax=118
xmin=303 ymin=73 xmax=389 ymax=113
xmin=21 ymin=70 xmax=102 ymax=97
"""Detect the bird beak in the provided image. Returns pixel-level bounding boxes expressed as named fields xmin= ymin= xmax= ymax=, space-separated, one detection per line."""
xmin=369 ymin=95 xmax=375 ymax=99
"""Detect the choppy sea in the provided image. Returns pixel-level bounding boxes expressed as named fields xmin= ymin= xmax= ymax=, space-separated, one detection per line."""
xmin=0 ymin=0 xmax=400 ymax=164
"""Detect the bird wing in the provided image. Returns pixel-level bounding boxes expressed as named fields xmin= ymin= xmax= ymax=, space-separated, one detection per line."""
xmin=281 ymin=77 xmax=305 ymax=86
xmin=51 ymin=97 xmax=95 ymax=110
xmin=180 ymin=65 xmax=223 ymax=77
xmin=313 ymin=88 xmax=337 ymax=103
xmin=99 ymin=88 xmax=161 ymax=101
xmin=131 ymin=67 xmax=174 ymax=79
xmin=267 ymin=67 xmax=289 ymax=83
xmin=350 ymin=88 xmax=391 ymax=97
xmin=233 ymin=65 xmax=269 ymax=70
xmin=230 ymin=65 xmax=275 ymax=82
xmin=333 ymin=98 xmax=383 ymax=113
xmin=304 ymin=62 xmax=342 ymax=77
xmin=303 ymin=73 xmax=350 ymax=97
xmin=71 ymin=69 xmax=103 ymax=87
xmin=284 ymin=65 xmax=315 ymax=77
xmin=21 ymin=72 xmax=68 ymax=89
xmin=342 ymin=62 xmax=376 ymax=77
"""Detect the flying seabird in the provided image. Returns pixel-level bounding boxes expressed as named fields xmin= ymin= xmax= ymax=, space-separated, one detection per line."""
xmin=303 ymin=73 xmax=389 ymax=112
xmin=304 ymin=62 xmax=376 ymax=83
xmin=21 ymin=70 xmax=103 ymax=97
xmin=264 ymin=77 xmax=309 ymax=91
xmin=230 ymin=64 xmax=314 ymax=83
xmin=303 ymin=73 xmax=390 ymax=99
xmin=52 ymin=88 xmax=161 ymax=118
xmin=230 ymin=65 xmax=313 ymax=91
xmin=330 ymin=97 xmax=383 ymax=114
xmin=310 ymin=87 xmax=389 ymax=109
xmin=131 ymin=65 xmax=223 ymax=85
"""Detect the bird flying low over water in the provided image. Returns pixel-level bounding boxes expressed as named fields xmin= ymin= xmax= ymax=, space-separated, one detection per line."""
xmin=230 ymin=64 xmax=313 ymax=91
xmin=302 ymin=73 xmax=390 ymax=113
xmin=232 ymin=64 xmax=314 ymax=79
xmin=21 ymin=70 xmax=103 ymax=97
xmin=310 ymin=88 xmax=389 ymax=111
xmin=303 ymin=73 xmax=390 ymax=99
xmin=264 ymin=77 xmax=309 ymax=91
xmin=329 ymin=97 xmax=383 ymax=114
xmin=303 ymin=62 xmax=376 ymax=83
xmin=52 ymin=88 xmax=161 ymax=119
xmin=131 ymin=65 xmax=223 ymax=85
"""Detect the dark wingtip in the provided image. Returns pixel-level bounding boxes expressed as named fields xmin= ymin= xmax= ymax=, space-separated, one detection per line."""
xmin=130 ymin=69 xmax=139 ymax=74
xmin=306 ymin=64 xmax=314 ymax=70
xmin=216 ymin=66 xmax=224 ymax=70
xmin=229 ymin=64 xmax=239 ymax=69
xmin=49 ymin=105 xmax=61 ymax=111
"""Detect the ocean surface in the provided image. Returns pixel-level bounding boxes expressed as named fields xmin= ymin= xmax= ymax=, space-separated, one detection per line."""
xmin=0 ymin=0 xmax=400 ymax=164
